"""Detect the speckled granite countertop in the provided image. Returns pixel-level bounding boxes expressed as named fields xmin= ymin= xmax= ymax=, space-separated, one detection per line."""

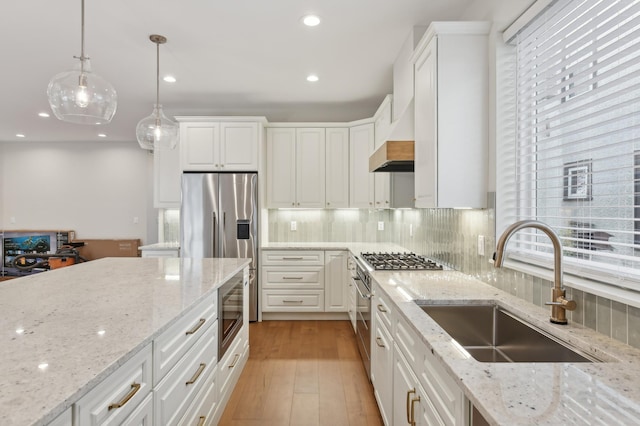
xmin=0 ymin=257 xmax=250 ymax=426
xmin=373 ymin=269 xmax=640 ymax=425
xmin=261 ymin=241 xmax=408 ymax=253
xmin=138 ymin=242 xmax=180 ymax=250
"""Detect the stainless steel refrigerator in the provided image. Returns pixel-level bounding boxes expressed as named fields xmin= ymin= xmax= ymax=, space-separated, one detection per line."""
xmin=181 ymin=172 xmax=258 ymax=321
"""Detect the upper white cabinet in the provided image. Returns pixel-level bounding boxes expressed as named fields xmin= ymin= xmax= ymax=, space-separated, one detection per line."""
xmin=266 ymin=127 xmax=325 ymax=208
xmin=179 ymin=118 xmax=261 ymax=172
xmin=349 ymin=123 xmax=375 ymax=208
xmin=325 ymin=128 xmax=350 ymax=208
xmin=412 ymin=22 xmax=489 ymax=208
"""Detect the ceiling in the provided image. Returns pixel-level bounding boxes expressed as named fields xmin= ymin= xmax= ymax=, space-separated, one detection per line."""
xmin=1 ymin=0 xmax=477 ymax=143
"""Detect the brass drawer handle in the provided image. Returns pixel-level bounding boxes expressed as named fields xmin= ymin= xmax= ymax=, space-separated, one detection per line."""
xmin=185 ymin=318 xmax=206 ymax=335
xmin=283 ymin=276 xmax=303 ymax=280
xmin=108 ymin=382 xmax=141 ymax=411
xmin=375 ymin=337 xmax=385 ymax=348
xmin=282 ymin=300 xmax=303 ymax=303
xmin=282 ymin=257 xmax=304 ymax=260
xmin=186 ymin=363 xmax=206 ymax=385
xmin=377 ymin=304 xmax=387 ymax=313
xmin=406 ymin=388 xmax=416 ymax=424
xmin=197 ymin=416 xmax=206 ymax=426
xmin=228 ymin=353 xmax=240 ymax=369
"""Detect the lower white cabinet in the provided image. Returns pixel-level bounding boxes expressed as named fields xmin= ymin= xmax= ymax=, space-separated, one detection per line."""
xmin=371 ymin=283 xmax=467 ymax=426
xmin=215 ymin=325 xmax=249 ymax=423
xmin=48 ymin=408 xmax=72 ymax=426
xmin=154 ymin=320 xmax=218 ymax=425
xmin=324 ymin=250 xmax=348 ymax=312
xmin=74 ymin=344 xmax=153 ymax=426
xmin=179 ymin=365 xmax=218 ymax=426
xmin=121 ymin=393 xmax=153 ymax=426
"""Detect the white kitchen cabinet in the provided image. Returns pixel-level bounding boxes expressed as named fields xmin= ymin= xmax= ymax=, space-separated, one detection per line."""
xmin=74 ymin=344 xmax=153 ymax=426
xmin=266 ymin=128 xmax=296 ymax=207
xmin=371 ymin=288 xmax=393 ymax=426
xmin=266 ymin=128 xmax=325 ymax=208
xmin=374 ymin=173 xmax=391 ymax=208
xmin=412 ymin=22 xmax=489 ymax=208
xmin=261 ymin=250 xmax=326 ymax=312
xmin=325 ymin=128 xmax=350 ymax=208
xmin=154 ymin=144 xmax=181 ymax=208
xmin=296 ymin=128 xmax=326 ymax=208
xmin=347 ymin=255 xmax=357 ymax=332
xmin=349 ymin=123 xmax=375 ymax=208
xmin=324 ymin=250 xmax=348 ymax=312
xmin=215 ymin=324 xmax=249 ymax=424
xmin=180 ymin=120 xmax=260 ymax=172
xmin=121 ymin=393 xmax=154 ymax=426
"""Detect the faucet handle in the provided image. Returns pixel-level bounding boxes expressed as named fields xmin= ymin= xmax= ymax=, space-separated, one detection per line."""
xmin=545 ymin=297 xmax=577 ymax=311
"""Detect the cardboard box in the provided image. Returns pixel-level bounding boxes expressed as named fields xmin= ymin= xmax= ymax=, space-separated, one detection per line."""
xmin=75 ymin=239 xmax=141 ymax=261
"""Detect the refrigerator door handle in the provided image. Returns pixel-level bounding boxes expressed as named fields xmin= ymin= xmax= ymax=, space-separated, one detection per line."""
xmin=222 ymin=212 xmax=226 ymax=257
xmin=212 ymin=212 xmax=217 ymax=257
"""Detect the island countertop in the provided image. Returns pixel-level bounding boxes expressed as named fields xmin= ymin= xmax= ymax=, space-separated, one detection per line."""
xmin=0 ymin=257 xmax=250 ymax=426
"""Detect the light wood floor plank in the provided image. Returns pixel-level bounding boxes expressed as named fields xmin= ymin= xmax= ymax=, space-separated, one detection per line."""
xmin=219 ymin=320 xmax=382 ymax=426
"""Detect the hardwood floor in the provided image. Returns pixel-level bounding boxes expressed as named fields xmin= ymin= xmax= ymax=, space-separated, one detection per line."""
xmin=219 ymin=320 xmax=383 ymax=426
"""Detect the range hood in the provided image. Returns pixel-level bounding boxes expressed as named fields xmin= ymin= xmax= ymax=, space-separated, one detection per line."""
xmin=369 ymin=101 xmax=415 ymax=172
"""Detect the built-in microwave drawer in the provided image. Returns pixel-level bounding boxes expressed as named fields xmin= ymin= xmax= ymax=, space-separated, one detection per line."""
xmin=261 ymin=290 xmax=324 ymax=312
xmin=262 ymin=266 xmax=324 ymax=289
xmin=262 ymin=250 xmax=325 ymax=266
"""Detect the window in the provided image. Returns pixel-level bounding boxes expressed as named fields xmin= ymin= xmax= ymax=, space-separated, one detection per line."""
xmin=500 ymin=0 xmax=640 ymax=289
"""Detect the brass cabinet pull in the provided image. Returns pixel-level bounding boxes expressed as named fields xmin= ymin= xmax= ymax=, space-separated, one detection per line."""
xmin=375 ymin=337 xmax=385 ymax=348
xmin=283 ymin=276 xmax=303 ymax=280
xmin=282 ymin=257 xmax=304 ymax=260
xmin=197 ymin=416 xmax=206 ymax=426
xmin=185 ymin=318 xmax=206 ymax=335
xmin=406 ymin=388 xmax=416 ymax=424
xmin=377 ymin=304 xmax=387 ymax=313
xmin=410 ymin=395 xmax=421 ymax=426
xmin=228 ymin=353 xmax=240 ymax=369
xmin=186 ymin=363 xmax=206 ymax=385
xmin=108 ymin=382 xmax=141 ymax=411
xmin=282 ymin=300 xmax=303 ymax=303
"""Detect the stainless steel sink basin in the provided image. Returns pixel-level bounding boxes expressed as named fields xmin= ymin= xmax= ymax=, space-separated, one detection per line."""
xmin=417 ymin=303 xmax=599 ymax=363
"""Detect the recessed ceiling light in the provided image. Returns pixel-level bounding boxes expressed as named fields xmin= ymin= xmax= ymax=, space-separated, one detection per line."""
xmin=163 ymin=75 xmax=176 ymax=83
xmin=38 ymin=112 xmax=50 ymax=118
xmin=302 ymin=15 xmax=321 ymax=27
xmin=16 ymin=133 xmax=25 ymax=138
xmin=306 ymin=74 xmax=319 ymax=82
xmin=98 ymin=133 xmax=107 ymax=138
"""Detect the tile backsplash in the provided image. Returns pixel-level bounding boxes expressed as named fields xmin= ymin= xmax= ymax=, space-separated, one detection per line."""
xmin=267 ymin=196 xmax=640 ymax=349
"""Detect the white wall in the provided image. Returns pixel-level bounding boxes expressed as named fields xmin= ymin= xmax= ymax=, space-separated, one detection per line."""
xmin=1 ymin=141 xmax=155 ymax=244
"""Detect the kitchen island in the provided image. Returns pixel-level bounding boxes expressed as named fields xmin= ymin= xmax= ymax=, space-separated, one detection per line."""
xmin=0 ymin=257 xmax=250 ymax=426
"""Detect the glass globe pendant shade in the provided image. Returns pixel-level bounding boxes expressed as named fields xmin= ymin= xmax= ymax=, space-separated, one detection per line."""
xmin=136 ymin=104 xmax=179 ymax=150
xmin=47 ymin=58 xmax=117 ymax=125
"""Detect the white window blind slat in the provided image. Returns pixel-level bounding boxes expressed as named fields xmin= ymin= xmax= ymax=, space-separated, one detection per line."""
xmin=505 ymin=0 xmax=640 ymax=289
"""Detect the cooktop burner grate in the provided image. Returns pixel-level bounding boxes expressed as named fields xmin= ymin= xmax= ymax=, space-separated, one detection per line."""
xmin=360 ymin=252 xmax=443 ymax=270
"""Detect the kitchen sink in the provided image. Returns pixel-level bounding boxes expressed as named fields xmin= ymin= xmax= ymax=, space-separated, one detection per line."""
xmin=416 ymin=302 xmax=600 ymax=363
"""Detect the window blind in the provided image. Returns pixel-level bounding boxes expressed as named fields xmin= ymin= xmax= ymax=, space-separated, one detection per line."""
xmin=505 ymin=0 xmax=640 ymax=288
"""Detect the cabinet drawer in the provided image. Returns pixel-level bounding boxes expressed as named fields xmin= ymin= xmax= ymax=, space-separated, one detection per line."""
xmin=154 ymin=321 xmax=218 ymax=426
xmin=47 ymin=407 xmax=72 ymax=426
xmin=218 ymin=326 xmax=249 ymax=405
xmin=262 ymin=266 xmax=324 ymax=289
xmin=179 ymin=364 xmax=218 ymax=426
xmin=373 ymin=287 xmax=393 ymax=331
xmin=262 ymin=250 xmax=324 ymax=266
xmin=419 ymin=343 xmax=465 ymax=426
xmin=395 ymin=313 xmax=426 ymax=377
xmin=153 ymin=293 xmax=217 ymax=386
xmin=262 ymin=290 xmax=325 ymax=312
xmin=74 ymin=344 xmax=152 ymax=426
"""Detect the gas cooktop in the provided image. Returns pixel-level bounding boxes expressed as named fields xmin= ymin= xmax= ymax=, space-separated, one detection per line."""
xmin=360 ymin=252 xmax=443 ymax=271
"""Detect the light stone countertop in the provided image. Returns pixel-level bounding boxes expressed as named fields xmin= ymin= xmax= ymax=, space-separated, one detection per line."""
xmin=138 ymin=242 xmax=180 ymax=250
xmin=373 ymin=269 xmax=640 ymax=425
xmin=0 ymin=257 xmax=250 ymax=426
xmin=261 ymin=241 xmax=408 ymax=253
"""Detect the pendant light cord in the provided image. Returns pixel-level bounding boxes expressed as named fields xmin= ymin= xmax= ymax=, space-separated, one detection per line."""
xmin=156 ymin=40 xmax=160 ymax=108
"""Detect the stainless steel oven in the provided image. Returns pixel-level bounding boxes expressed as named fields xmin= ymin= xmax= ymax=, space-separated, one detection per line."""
xmin=218 ymin=270 xmax=244 ymax=360
xmin=352 ymin=257 xmax=372 ymax=379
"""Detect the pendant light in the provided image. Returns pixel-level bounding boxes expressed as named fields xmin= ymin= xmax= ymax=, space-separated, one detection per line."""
xmin=136 ymin=35 xmax=179 ymax=150
xmin=47 ymin=0 xmax=117 ymax=125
